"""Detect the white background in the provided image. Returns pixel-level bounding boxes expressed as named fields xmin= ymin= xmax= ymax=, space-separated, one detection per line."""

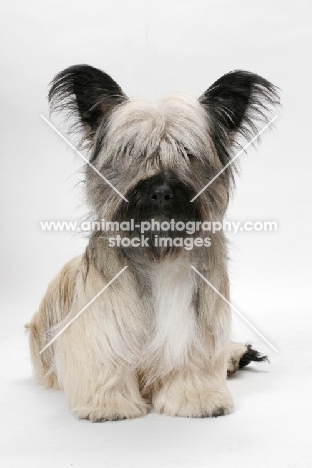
xmin=1 ymin=1 xmax=312 ymax=467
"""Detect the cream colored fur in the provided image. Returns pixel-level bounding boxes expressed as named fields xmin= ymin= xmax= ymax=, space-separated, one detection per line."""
xmin=26 ymin=248 xmax=243 ymax=420
xmin=26 ymin=76 xmax=275 ymax=420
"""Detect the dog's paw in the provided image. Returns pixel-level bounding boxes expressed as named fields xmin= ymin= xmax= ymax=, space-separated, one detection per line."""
xmin=72 ymin=398 xmax=148 ymax=422
xmin=227 ymin=342 xmax=268 ymax=376
xmin=153 ymin=386 xmax=234 ymax=418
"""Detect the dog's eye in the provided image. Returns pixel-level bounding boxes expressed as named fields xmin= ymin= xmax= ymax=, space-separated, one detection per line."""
xmin=182 ymin=147 xmax=195 ymax=161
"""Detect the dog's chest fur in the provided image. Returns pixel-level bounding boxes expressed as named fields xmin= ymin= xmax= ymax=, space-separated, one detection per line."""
xmin=146 ymin=257 xmax=197 ymax=369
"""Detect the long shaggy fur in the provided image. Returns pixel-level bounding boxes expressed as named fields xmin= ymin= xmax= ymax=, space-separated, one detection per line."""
xmin=27 ymin=65 xmax=279 ymax=420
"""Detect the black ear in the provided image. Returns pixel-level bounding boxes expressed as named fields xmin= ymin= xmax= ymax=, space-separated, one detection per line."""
xmin=48 ymin=64 xmax=127 ymax=141
xmin=199 ymin=70 xmax=280 ymax=167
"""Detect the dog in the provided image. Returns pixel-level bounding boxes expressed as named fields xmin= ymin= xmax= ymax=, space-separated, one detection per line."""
xmin=26 ymin=65 xmax=279 ymax=421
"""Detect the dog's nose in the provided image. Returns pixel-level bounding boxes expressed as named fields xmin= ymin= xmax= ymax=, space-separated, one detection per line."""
xmin=149 ymin=182 xmax=174 ymax=207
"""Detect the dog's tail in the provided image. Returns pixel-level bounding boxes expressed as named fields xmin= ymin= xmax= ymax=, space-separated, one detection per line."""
xmin=227 ymin=342 xmax=268 ymax=377
xmin=239 ymin=344 xmax=268 ymax=369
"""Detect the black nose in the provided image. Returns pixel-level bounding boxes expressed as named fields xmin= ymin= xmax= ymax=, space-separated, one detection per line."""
xmin=149 ymin=182 xmax=174 ymax=207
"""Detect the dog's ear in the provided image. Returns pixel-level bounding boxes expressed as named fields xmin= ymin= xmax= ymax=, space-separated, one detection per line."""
xmin=48 ymin=64 xmax=127 ymax=141
xmin=199 ymin=70 xmax=280 ymax=168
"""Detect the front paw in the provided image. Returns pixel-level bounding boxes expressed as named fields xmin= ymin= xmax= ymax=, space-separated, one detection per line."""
xmin=153 ymin=386 xmax=233 ymax=418
xmin=72 ymin=397 xmax=148 ymax=422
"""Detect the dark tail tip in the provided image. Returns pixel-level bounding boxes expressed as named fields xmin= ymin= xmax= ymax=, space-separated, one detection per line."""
xmin=239 ymin=344 xmax=269 ymax=369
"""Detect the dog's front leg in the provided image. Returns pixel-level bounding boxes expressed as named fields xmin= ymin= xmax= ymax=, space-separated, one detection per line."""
xmin=55 ymin=321 xmax=147 ymax=421
xmin=151 ymin=260 xmax=233 ymax=417
xmin=152 ymin=357 xmax=233 ymax=418
xmin=52 ymin=270 xmax=148 ymax=422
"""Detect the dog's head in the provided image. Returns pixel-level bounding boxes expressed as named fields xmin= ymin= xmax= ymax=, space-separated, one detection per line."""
xmin=49 ymin=65 xmax=279 ymax=257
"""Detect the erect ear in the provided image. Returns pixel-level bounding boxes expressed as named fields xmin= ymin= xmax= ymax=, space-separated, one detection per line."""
xmin=199 ymin=70 xmax=280 ymax=167
xmin=48 ymin=64 xmax=127 ymax=141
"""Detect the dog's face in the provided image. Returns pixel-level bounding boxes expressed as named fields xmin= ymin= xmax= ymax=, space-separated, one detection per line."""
xmin=49 ymin=65 xmax=278 ymax=257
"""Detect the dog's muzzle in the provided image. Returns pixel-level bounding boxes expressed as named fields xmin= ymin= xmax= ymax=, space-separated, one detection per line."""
xmin=115 ymin=171 xmax=201 ymax=223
